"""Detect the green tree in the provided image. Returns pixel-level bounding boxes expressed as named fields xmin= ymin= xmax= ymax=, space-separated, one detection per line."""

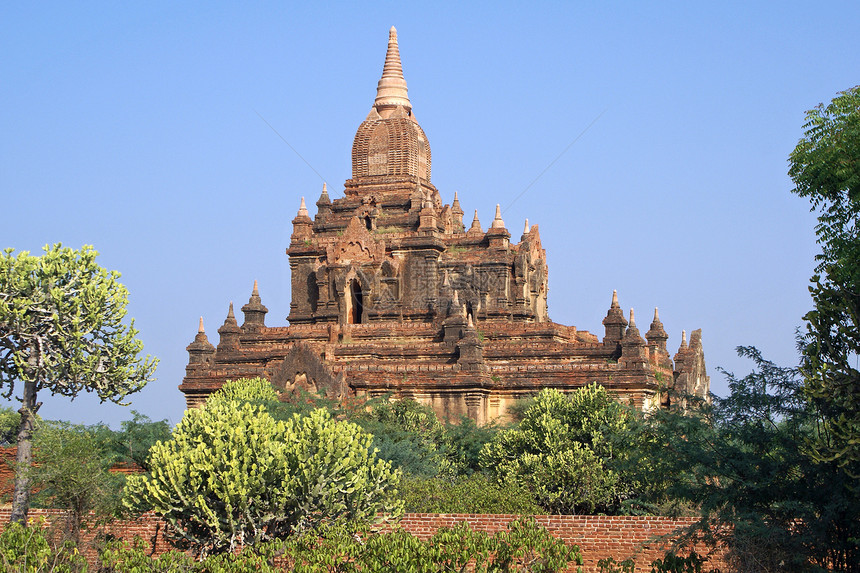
xmin=443 ymin=416 xmax=500 ymax=476
xmin=480 ymin=385 xmax=631 ymax=514
xmin=124 ymin=400 xmax=402 ymax=556
xmin=0 ymin=244 xmax=157 ymax=524
xmin=31 ymin=421 xmax=126 ymax=545
xmin=789 ymin=85 xmax=860 ymax=477
xmin=629 ymin=348 xmax=860 ymax=571
xmin=350 ymin=396 xmax=450 ymax=477
xmin=110 ymin=410 xmax=172 ymax=471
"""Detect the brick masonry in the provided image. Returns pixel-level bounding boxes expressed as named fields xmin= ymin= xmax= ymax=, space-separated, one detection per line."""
xmin=0 ymin=509 xmax=726 ymax=572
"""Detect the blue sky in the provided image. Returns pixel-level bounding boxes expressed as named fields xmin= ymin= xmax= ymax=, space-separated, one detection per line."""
xmin=2 ymin=1 xmax=858 ymax=428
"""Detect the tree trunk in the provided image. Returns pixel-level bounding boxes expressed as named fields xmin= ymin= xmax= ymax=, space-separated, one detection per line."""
xmin=10 ymin=379 xmax=38 ymax=524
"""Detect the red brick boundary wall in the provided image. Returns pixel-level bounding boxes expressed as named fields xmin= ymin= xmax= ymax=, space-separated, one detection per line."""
xmin=0 ymin=509 xmax=726 ymax=572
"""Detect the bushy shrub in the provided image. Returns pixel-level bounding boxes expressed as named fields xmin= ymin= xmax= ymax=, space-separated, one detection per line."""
xmin=0 ymin=519 xmax=88 ymax=573
xmin=205 ymin=377 xmax=280 ymax=407
xmin=480 ymin=385 xmax=631 ymax=514
xmin=96 ymin=516 xmax=581 ymax=572
xmin=124 ymin=402 xmax=401 ymax=556
xmin=400 ymin=473 xmax=542 ymax=515
xmin=351 ymin=396 xmax=450 ymax=477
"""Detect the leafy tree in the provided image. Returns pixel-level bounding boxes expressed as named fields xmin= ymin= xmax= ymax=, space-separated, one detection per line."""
xmin=110 ymin=410 xmax=172 ymax=471
xmin=0 ymin=244 xmax=157 ymax=523
xmin=443 ymin=416 xmax=500 ymax=475
xmin=350 ymin=396 xmax=451 ymax=477
xmin=480 ymin=384 xmax=632 ymax=514
xmin=629 ymin=348 xmax=860 ymax=571
xmin=124 ymin=400 xmax=402 ymax=556
xmin=789 ymin=85 xmax=860 ymax=477
xmin=31 ymin=421 xmax=126 ymax=545
xmin=0 ymin=406 xmax=23 ymax=445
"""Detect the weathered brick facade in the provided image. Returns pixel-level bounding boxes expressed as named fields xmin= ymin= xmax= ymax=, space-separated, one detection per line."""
xmin=179 ymin=27 xmax=709 ymax=422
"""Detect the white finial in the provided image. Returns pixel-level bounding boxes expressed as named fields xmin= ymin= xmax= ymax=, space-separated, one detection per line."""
xmin=452 ymin=290 xmax=459 ymax=306
xmin=297 ymin=197 xmax=309 ymax=218
xmin=629 ymin=308 xmax=636 ymax=327
xmin=375 ymin=26 xmax=411 ymax=112
xmin=491 ymin=204 xmax=505 ymax=229
xmin=523 ymin=219 xmax=529 ymax=234
xmin=681 ymin=330 xmax=687 ymax=347
xmin=653 ymin=307 xmax=660 ymax=322
xmin=198 ymin=317 xmax=205 ymax=333
xmin=467 ymin=313 xmax=474 ymax=329
xmin=611 ymin=290 xmax=619 ymax=308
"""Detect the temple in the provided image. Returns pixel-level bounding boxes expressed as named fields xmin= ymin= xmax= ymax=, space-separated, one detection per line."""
xmin=179 ymin=27 xmax=709 ymax=422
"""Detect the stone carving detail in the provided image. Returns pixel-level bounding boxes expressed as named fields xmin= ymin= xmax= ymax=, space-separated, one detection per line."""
xmin=269 ymin=344 xmax=346 ymax=400
xmin=326 ymin=217 xmax=385 ymax=265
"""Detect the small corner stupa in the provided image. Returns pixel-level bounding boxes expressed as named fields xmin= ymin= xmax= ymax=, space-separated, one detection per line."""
xmin=179 ymin=27 xmax=710 ymax=422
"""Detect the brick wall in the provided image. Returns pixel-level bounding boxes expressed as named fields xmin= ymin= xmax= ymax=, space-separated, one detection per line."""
xmin=0 ymin=509 xmax=726 ymax=572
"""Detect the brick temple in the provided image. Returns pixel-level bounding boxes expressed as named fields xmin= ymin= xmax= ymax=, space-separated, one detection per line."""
xmin=179 ymin=27 xmax=709 ymax=422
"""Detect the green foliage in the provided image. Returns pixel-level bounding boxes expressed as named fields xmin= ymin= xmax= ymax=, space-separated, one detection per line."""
xmin=0 ymin=244 xmax=157 ymax=402
xmin=480 ymin=385 xmax=632 ymax=514
xmin=443 ymin=416 xmax=500 ymax=475
xmin=597 ymin=557 xmax=634 ymax=573
xmin=0 ymin=405 xmax=30 ymax=445
xmin=629 ymin=348 xmax=860 ymax=571
xmin=648 ymin=551 xmax=705 ymax=573
xmin=400 ymin=473 xmax=542 ymax=515
xmin=0 ymin=519 xmax=88 ymax=572
xmin=110 ymin=410 xmax=172 ymax=471
xmin=98 ymin=537 xmax=194 ymax=572
xmin=205 ymin=377 xmax=280 ymax=408
xmin=31 ymin=422 xmax=126 ymax=542
xmin=98 ymin=537 xmax=196 ymax=572
xmin=350 ymin=396 xmax=450 ymax=477
xmin=125 ymin=401 xmax=401 ymax=556
xmin=789 ymin=85 xmax=860 ymax=479
xmin=96 ymin=516 xmax=580 ymax=572
xmin=0 ymin=244 xmax=157 ymax=522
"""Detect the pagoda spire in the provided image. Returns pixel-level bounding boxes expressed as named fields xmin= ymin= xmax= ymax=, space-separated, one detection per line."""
xmin=491 ymin=204 xmax=506 ymax=229
xmin=297 ymin=197 xmax=310 ymax=218
xmin=469 ymin=209 xmax=482 ymax=233
xmin=375 ymin=26 xmax=411 ymax=113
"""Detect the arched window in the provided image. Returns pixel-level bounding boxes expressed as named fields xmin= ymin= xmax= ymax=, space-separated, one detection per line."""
xmin=346 ymin=280 xmax=363 ymax=324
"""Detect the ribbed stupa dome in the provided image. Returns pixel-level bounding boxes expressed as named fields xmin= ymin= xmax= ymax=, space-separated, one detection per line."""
xmin=351 ymin=27 xmax=431 ymax=181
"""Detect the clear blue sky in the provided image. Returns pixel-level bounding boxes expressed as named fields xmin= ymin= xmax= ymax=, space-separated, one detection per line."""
xmin=2 ymin=1 xmax=857 ymax=428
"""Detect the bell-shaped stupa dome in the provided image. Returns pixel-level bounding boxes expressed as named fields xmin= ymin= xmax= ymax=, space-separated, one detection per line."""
xmin=351 ymin=27 xmax=431 ymax=181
